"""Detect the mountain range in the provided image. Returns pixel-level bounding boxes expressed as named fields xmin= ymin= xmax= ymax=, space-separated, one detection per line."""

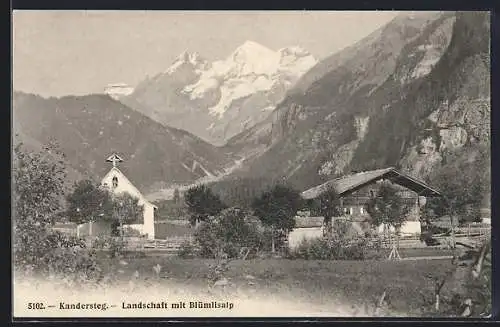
xmin=219 ymin=11 xmax=490 ymax=201
xmin=12 ymin=92 xmax=234 ymax=194
xmin=13 ymin=11 xmax=490 ymax=206
xmin=119 ymin=41 xmax=317 ymax=146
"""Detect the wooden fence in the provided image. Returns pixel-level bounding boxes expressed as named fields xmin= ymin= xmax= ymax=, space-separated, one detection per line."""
xmin=52 ymin=227 xmax=78 ymax=236
xmin=371 ymin=225 xmax=490 ymax=249
xmin=126 ymin=236 xmax=194 ymax=252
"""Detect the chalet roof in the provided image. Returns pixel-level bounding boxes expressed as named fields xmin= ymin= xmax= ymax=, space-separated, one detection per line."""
xmin=294 ymin=215 xmax=370 ymax=228
xmin=301 ymin=167 xmax=441 ymax=200
xmin=294 ymin=216 xmax=325 ymax=228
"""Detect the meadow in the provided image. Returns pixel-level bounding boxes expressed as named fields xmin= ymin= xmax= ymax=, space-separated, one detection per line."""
xmin=95 ymin=255 xmax=456 ymax=316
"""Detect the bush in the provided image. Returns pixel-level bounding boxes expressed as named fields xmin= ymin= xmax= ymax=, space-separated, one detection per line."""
xmin=177 ymin=240 xmax=197 ymax=259
xmin=290 ymin=221 xmax=374 ymax=260
xmin=91 ymin=236 xmax=127 ymax=258
xmin=261 ymin=229 xmax=288 ymax=255
xmin=291 ymin=236 xmax=369 ymax=260
xmin=13 ymin=143 xmax=104 ymax=286
xmin=44 ymin=230 xmax=87 ymax=250
xmin=193 ymin=208 xmax=264 ymax=259
xmin=39 ymin=246 xmax=102 ymax=284
xmin=294 ymin=237 xmax=330 ymax=260
xmin=13 ymin=229 xmax=104 ymax=287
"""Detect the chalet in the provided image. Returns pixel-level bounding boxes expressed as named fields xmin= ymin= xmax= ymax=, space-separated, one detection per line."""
xmin=100 ymin=153 xmax=158 ymax=239
xmin=289 ymin=167 xmax=442 ymax=248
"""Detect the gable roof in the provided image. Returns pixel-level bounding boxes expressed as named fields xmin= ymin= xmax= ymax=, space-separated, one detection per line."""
xmin=301 ymin=167 xmax=441 ymax=200
xmin=101 ymin=167 xmax=158 ymax=209
xmin=294 ymin=216 xmax=371 ymax=228
xmin=294 ymin=216 xmax=325 ymax=228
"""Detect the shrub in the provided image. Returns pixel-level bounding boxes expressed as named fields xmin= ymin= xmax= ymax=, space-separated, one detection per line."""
xmin=261 ymin=228 xmax=288 ymax=254
xmin=290 ymin=221 xmax=374 ymax=260
xmin=91 ymin=236 xmax=128 ymax=258
xmin=13 ymin=229 xmax=104 ymax=288
xmin=193 ymin=208 xmax=264 ymax=259
xmin=44 ymin=230 xmax=87 ymax=249
xmin=39 ymin=246 xmax=102 ymax=284
xmin=13 ymin=142 xmax=103 ymax=286
xmin=178 ymin=240 xmax=197 ymax=259
xmin=291 ymin=236 xmax=369 ymax=260
xmin=193 ymin=221 xmax=220 ymax=258
xmin=294 ymin=237 xmax=330 ymax=260
xmin=185 ymin=184 xmax=227 ymax=226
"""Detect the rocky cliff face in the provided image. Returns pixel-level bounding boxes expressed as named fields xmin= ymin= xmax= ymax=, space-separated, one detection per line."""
xmin=225 ymin=12 xmax=452 ymax=161
xmin=363 ymin=11 xmax=490 ymax=178
xmin=226 ymin=11 xmax=490 ymax=194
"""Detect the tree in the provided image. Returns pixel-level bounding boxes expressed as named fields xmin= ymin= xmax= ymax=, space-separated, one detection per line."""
xmin=13 ymin=142 xmax=67 ymax=266
xmin=316 ymin=185 xmax=342 ymax=236
xmin=184 ymin=184 xmax=227 ymax=226
xmin=194 ymin=208 xmax=263 ymax=259
xmin=366 ymin=182 xmax=411 ymax=259
xmin=431 ymin=147 xmax=489 ymax=222
xmin=65 ymin=179 xmax=114 ymax=224
xmin=252 ymin=184 xmax=302 ymax=253
xmin=13 ymin=141 xmax=103 ymax=283
xmin=110 ymin=192 xmax=144 ymax=237
xmin=427 ymin=146 xmax=490 ymax=247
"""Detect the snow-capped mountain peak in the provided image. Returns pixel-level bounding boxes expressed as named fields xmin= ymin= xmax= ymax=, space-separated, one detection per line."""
xmin=104 ymin=83 xmax=134 ymax=100
xmin=181 ymin=41 xmax=317 ymax=117
xmin=123 ymin=40 xmax=318 ymax=145
xmin=278 ymin=46 xmax=311 ymax=58
xmin=177 ymin=50 xmax=203 ymax=64
xmin=165 ymin=50 xmax=209 ymax=74
xmin=230 ymin=41 xmax=280 ymax=75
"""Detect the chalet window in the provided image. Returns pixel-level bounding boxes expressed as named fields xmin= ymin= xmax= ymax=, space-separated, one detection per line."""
xmin=360 ymin=207 xmax=365 ymax=214
xmin=112 ymin=176 xmax=118 ymax=188
xmin=370 ymin=190 xmax=375 ymax=198
xmin=344 ymin=207 xmax=353 ymax=215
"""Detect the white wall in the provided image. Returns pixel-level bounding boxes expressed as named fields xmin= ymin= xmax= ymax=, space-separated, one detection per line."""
xmin=142 ymin=204 xmax=155 ymax=239
xmin=101 ymin=169 xmax=145 ymax=204
xmin=376 ymin=221 xmax=421 ymax=235
xmin=288 ymin=227 xmax=324 ymax=249
xmin=102 ymin=168 xmax=156 ymax=240
xmin=124 ymin=205 xmax=155 ymax=240
xmin=124 ymin=224 xmax=144 ymax=234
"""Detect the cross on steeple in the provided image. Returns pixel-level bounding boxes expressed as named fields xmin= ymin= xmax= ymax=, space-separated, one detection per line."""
xmin=106 ymin=153 xmax=124 ymax=168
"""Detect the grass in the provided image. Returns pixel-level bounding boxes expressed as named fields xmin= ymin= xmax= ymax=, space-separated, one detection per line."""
xmin=96 ymin=256 xmax=455 ymax=316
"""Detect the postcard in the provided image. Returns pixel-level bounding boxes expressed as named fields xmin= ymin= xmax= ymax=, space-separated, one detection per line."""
xmin=12 ymin=10 xmax=491 ymax=319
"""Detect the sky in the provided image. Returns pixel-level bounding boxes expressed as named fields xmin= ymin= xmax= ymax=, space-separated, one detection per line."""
xmin=13 ymin=10 xmax=399 ymax=97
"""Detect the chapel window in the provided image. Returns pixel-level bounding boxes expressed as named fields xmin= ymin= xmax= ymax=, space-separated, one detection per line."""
xmin=112 ymin=176 xmax=118 ymax=188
